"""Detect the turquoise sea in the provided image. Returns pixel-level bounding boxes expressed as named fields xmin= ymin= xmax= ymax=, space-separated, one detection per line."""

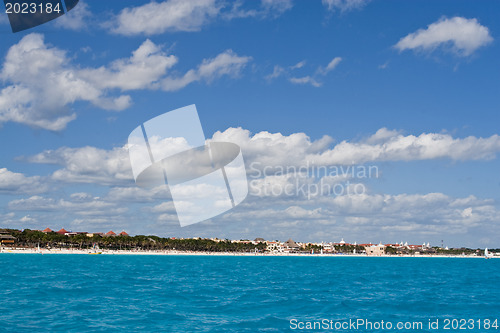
xmin=0 ymin=255 xmax=499 ymax=332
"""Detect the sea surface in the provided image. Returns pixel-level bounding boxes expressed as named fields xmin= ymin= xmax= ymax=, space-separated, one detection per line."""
xmin=0 ymin=255 xmax=499 ymax=332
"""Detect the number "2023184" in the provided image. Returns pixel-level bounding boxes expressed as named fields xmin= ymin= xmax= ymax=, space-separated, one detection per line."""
xmin=5 ymin=2 xmax=62 ymax=14
xmin=443 ymin=319 xmax=499 ymax=330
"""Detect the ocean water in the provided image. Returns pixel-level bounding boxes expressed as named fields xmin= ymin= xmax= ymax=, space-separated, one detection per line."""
xmin=0 ymin=255 xmax=499 ymax=332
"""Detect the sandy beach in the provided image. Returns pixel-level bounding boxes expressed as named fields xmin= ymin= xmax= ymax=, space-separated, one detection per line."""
xmin=1 ymin=247 xmax=497 ymax=258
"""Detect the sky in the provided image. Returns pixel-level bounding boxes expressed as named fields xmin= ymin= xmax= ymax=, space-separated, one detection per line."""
xmin=0 ymin=0 xmax=499 ymax=248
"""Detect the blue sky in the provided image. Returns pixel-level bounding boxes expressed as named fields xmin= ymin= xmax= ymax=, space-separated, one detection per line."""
xmin=0 ymin=0 xmax=499 ymax=247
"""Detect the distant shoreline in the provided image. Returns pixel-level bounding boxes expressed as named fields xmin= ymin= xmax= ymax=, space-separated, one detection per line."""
xmin=1 ymin=248 xmax=497 ymax=258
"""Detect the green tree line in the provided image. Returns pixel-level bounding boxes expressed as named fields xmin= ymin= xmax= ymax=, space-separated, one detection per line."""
xmin=1 ymin=229 xmax=267 ymax=252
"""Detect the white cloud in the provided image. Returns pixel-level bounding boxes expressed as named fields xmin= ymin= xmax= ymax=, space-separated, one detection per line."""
xmin=322 ymin=57 xmax=342 ymax=73
xmin=3 ymin=191 xmax=161 ymax=233
xmin=395 ymin=17 xmax=493 ymax=56
xmin=109 ymin=0 xmax=221 ymax=36
xmin=149 ymin=201 xmax=177 ymax=213
xmin=220 ymin=191 xmax=499 ymax=244
xmin=108 ymin=0 xmax=294 ymax=36
xmin=0 ymin=34 xmax=250 ymax=130
xmin=261 ymin=0 xmax=293 ymax=15
xmin=308 ymin=129 xmax=500 ymax=165
xmin=322 ymin=0 xmax=370 ymax=12
xmin=0 ymin=213 xmax=16 ymax=225
xmin=267 ymin=57 xmax=342 ymax=87
xmin=0 ymin=84 xmax=78 ymax=131
xmin=265 ymin=65 xmax=286 ymax=80
xmin=364 ymin=127 xmax=401 ymax=144
xmin=79 ymin=39 xmax=178 ymax=91
xmin=20 ymin=215 xmax=36 ymax=223
xmin=8 ymin=195 xmax=126 ymax=216
xmin=213 ymin=127 xmax=500 ymax=168
xmin=289 ymin=76 xmax=322 ymax=87
xmin=0 ymin=34 xmax=140 ymax=130
xmin=378 ymin=61 xmax=389 ymax=70
xmin=27 ymin=140 xmax=236 ymax=190
xmin=28 ymin=146 xmax=133 ymax=186
xmin=290 ymin=60 xmax=306 ymax=70
xmin=22 ymin=127 xmax=500 ymax=190
xmin=106 ymin=186 xmax=172 ymax=203
xmin=6 ymin=126 xmax=500 ymax=244
xmin=212 ymin=127 xmax=332 ymax=170
xmin=11 ymin=126 xmax=499 ymax=242
xmin=0 ymin=168 xmax=48 ymax=194
xmin=315 ymin=57 xmax=342 ymax=78
xmin=197 ymin=50 xmax=250 ymax=80
xmin=53 ymin=1 xmax=91 ymax=31
xmin=3 ymin=125 xmax=495 ymax=244
xmin=161 ymin=50 xmax=251 ymax=91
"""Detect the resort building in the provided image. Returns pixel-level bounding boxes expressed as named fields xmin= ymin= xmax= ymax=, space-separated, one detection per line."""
xmin=56 ymin=228 xmax=68 ymax=235
xmin=86 ymin=232 xmax=104 ymax=237
xmin=233 ymin=239 xmax=252 ymax=244
xmin=365 ymin=243 xmax=386 ymax=256
xmin=266 ymin=241 xmax=284 ymax=253
xmin=283 ymin=239 xmax=299 ymax=252
xmin=322 ymin=242 xmax=334 ymax=253
xmin=334 ymin=238 xmax=352 ymax=246
xmin=253 ymin=238 xmax=266 ymax=244
xmin=0 ymin=230 xmax=15 ymax=245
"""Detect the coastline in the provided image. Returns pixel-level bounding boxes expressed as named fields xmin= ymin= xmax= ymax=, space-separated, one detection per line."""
xmin=1 ymin=247 xmax=497 ymax=258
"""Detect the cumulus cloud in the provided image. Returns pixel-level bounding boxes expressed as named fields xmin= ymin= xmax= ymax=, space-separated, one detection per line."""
xmin=4 ymin=192 xmax=159 ymax=233
xmin=105 ymin=186 xmax=172 ymax=203
xmin=20 ymin=127 xmax=500 ymax=191
xmin=109 ymin=0 xmax=293 ymax=35
xmin=0 ymin=34 xmax=250 ymax=130
xmin=0 ymin=168 xmax=48 ymax=194
xmin=229 ymin=192 xmax=493 ymax=226
xmin=79 ymin=39 xmax=178 ymax=91
xmin=109 ymin=0 xmax=221 ymax=35
xmin=8 ymin=195 xmax=127 ymax=216
xmin=322 ymin=0 xmax=370 ymax=12
xmin=216 ymin=190 xmax=499 ymax=245
xmin=149 ymin=201 xmax=177 ymax=213
xmin=7 ymin=126 xmax=500 ymax=243
xmin=27 ymin=146 xmax=133 ymax=185
xmin=395 ymin=17 xmax=493 ymax=56
xmin=20 ymin=215 xmax=37 ymax=223
xmin=15 ymin=178 xmax=490 ymax=243
xmin=213 ymin=127 xmax=500 ymax=167
xmin=0 ymin=34 xmax=153 ymax=130
xmin=308 ymin=129 xmax=500 ymax=165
